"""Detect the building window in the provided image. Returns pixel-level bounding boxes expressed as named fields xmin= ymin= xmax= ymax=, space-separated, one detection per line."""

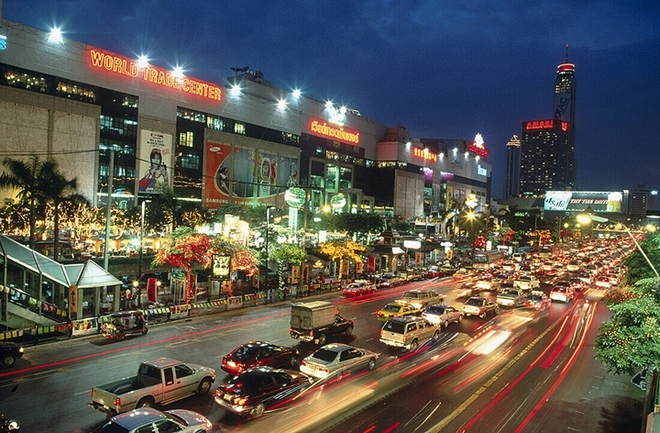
xmin=179 ymin=131 xmax=194 ymax=148
xmin=123 ymin=95 xmax=138 ymax=108
xmin=180 ymin=153 xmax=200 ymax=169
xmin=56 ymin=80 xmax=96 ymax=102
xmin=4 ymin=68 xmax=48 ymax=93
xmin=234 ymin=122 xmax=246 ymax=135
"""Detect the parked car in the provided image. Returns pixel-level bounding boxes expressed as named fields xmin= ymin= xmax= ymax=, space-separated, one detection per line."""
xmin=299 ymin=343 xmax=378 ymax=379
xmin=549 ymin=286 xmax=575 ymax=303
xmin=426 ymin=266 xmax=445 ymax=278
xmin=379 ymin=316 xmax=440 ymax=351
xmin=376 ymin=301 xmax=422 ymax=322
xmin=421 ymin=304 xmax=463 ymax=328
xmin=221 ymin=341 xmax=300 ymax=376
xmin=214 ymin=367 xmax=312 ymax=417
xmin=0 ymin=342 xmax=24 ymax=369
xmin=462 ymin=297 xmax=499 ymax=319
xmin=396 ymin=289 xmax=444 ymax=309
xmin=94 ymin=407 xmax=212 ymax=433
xmin=523 ymin=290 xmax=552 ymax=310
xmin=100 ymin=310 xmax=148 ymax=341
xmin=342 ymin=280 xmax=377 ymax=297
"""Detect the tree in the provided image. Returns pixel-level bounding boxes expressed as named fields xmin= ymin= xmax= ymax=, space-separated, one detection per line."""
xmin=329 ymin=213 xmax=385 ymax=243
xmin=270 ymin=243 xmax=307 ymax=290
xmin=0 ymin=155 xmax=58 ymax=248
xmin=40 ymin=171 xmax=80 ymax=261
xmin=319 ymin=240 xmax=366 ymax=279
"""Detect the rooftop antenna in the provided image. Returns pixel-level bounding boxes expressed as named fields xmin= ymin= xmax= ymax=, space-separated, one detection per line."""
xmin=565 ymin=44 xmax=569 ymax=62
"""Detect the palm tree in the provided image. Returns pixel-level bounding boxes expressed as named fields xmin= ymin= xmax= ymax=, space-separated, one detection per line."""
xmin=0 ymin=155 xmax=58 ymax=248
xmin=41 ymin=171 xmax=82 ymax=261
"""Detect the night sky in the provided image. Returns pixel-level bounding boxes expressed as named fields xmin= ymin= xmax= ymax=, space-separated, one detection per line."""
xmin=3 ymin=1 xmax=659 ymax=199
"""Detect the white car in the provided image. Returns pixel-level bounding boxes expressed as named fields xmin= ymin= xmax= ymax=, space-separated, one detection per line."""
xmin=594 ymin=276 xmax=612 ymax=289
xmin=421 ymin=305 xmax=463 ymax=327
xmin=95 ymin=408 xmax=212 ymax=433
xmin=300 ymin=343 xmax=377 ymax=379
xmin=549 ymin=286 xmax=574 ymax=303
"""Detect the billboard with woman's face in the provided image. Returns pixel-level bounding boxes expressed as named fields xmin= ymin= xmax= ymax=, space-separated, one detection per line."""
xmin=138 ymin=130 xmax=172 ymax=193
xmin=204 ymin=141 xmax=298 ymax=208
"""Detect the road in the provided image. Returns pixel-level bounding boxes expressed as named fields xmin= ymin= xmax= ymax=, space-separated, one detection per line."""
xmin=0 ymin=276 xmax=644 ymax=432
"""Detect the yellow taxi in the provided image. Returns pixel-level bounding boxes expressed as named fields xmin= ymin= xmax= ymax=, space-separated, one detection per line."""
xmin=376 ymin=301 xmax=422 ymax=323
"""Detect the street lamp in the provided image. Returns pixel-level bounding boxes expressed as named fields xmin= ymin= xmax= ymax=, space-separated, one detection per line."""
xmin=577 ymin=212 xmax=660 ymax=290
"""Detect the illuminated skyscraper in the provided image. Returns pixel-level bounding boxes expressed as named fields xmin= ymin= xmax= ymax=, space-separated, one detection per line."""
xmin=505 ymin=135 xmax=521 ymax=197
xmin=518 ymin=52 xmax=577 ymax=196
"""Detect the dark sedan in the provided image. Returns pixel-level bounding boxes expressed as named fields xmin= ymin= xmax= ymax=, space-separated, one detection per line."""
xmin=0 ymin=342 xmax=24 ymax=368
xmin=214 ymin=367 xmax=313 ymax=417
xmin=221 ymin=341 xmax=299 ymax=376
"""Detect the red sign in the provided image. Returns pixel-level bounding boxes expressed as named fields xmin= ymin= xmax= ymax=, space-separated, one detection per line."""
xmin=308 ymin=118 xmax=360 ymax=145
xmin=468 ymin=133 xmax=489 ymax=157
xmin=88 ymin=48 xmax=222 ymax=103
xmin=412 ymin=147 xmax=437 ymax=162
xmin=525 ymin=120 xmax=554 ymax=130
xmin=147 ymin=278 xmax=157 ymax=302
xmin=367 ymin=257 xmax=376 ymax=272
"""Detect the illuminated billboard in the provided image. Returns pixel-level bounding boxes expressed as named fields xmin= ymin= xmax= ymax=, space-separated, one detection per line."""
xmin=544 ymin=191 xmax=622 ymax=213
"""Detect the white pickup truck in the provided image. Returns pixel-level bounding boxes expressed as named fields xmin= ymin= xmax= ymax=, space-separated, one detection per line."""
xmin=88 ymin=358 xmax=216 ymax=415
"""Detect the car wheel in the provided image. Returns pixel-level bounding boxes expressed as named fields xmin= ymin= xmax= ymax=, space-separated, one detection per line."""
xmin=317 ymin=334 xmax=327 ymax=345
xmin=432 ymin=330 xmax=440 ymax=341
xmin=345 ymin=325 xmax=354 ymax=336
xmin=197 ymin=377 xmax=212 ymax=394
xmin=251 ymin=402 xmax=266 ymax=417
xmin=136 ymin=397 xmax=154 ymax=409
xmin=457 ymin=315 xmax=463 ymax=323
xmin=117 ymin=333 xmax=125 ymax=341
xmin=442 ymin=320 xmax=449 ymax=328
xmin=142 ymin=327 xmax=148 ymax=335
xmin=408 ymin=339 xmax=419 ymax=351
xmin=0 ymin=353 xmax=16 ymax=368
xmin=479 ymin=311 xmax=486 ymax=319
xmin=367 ymin=357 xmax=376 ymax=371
xmin=288 ymin=355 xmax=298 ymax=367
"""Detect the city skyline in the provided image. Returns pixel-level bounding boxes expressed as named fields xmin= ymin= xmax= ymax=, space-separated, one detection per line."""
xmin=2 ymin=1 xmax=659 ymax=198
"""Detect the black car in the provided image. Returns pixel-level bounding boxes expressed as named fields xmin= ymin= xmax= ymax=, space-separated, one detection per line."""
xmin=0 ymin=342 xmax=24 ymax=368
xmin=214 ymin=366 xmax=312 ymax=417
xmin=221 ymin=341 xmax=300 ymax=376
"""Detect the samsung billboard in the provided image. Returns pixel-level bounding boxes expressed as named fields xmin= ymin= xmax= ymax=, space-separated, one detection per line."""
xmin=544 ymin=191 xmax=623 ymax=213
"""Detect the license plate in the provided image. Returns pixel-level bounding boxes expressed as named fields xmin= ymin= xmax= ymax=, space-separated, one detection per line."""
xmin=223 ymin=393 xmax=232 ymax=401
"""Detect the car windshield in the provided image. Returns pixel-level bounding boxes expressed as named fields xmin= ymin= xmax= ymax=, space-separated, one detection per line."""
xmin=96 ymin=421 xmax=130 ymax=433
xmin=426 ymin=306 xmax=446 ymax=314
xmin=466 ymin=298 xmax=483 ymax=307
xmin=528 ymin=295 xmax=543 ymax=302
xmin=311 ymin=348 xmax=338 ymax=362
xmin=233 ymin=345 xmax=258 ymax=360
xmin=382 ymin=304 xmax=402 ymax=313
xmin=383 ymin=321 xmax=406 ymax=333
xmin=404 ymin=292 xmax=422 ymax=299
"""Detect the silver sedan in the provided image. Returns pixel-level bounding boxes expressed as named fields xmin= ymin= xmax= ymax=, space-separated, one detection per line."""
xmin=421 ymin=304 xmax=463 ymax=328
xmin=300 ymin=343 xmax=378 ymax=380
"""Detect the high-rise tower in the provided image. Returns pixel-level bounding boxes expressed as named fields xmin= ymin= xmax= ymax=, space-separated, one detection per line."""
xmin=505 ymin=135 xmax=521 ymax=197
xmin=518 ymin=47 xmax=577 ymax=196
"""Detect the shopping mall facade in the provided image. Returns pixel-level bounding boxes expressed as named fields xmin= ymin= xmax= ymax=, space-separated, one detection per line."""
xmin=0 ymin=18 xmax=492 ymax=222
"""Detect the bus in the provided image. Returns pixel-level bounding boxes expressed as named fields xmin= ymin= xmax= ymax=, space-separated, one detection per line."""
xmin=472 ymin=250 xmax=506 ymax=269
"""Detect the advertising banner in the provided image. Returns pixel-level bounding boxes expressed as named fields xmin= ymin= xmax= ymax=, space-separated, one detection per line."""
xmin=544 ymin=191 xmax=622 ymax=213
xmin=367 ymin=257 xmax=375 ymax=273
xmin=205 ymin=142 xmax=298 ymax=208
xmin=138 ymin=130 xmax=172 ymax=193
xmin=146 ymin=278 xmax=157 ymax=302
xmin=212 ymin=255 xmax=230 ymax=278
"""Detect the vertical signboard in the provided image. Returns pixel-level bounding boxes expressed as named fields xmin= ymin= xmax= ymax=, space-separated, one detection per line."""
xmin=138 ymin=130 xmax=172 ymax=193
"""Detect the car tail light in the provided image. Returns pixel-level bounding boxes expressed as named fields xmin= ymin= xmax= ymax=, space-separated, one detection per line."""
xmin=114 ymin=397 xmax=121 ymax=406
xmin=236 ymin=397 xmax=248 ymax=406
